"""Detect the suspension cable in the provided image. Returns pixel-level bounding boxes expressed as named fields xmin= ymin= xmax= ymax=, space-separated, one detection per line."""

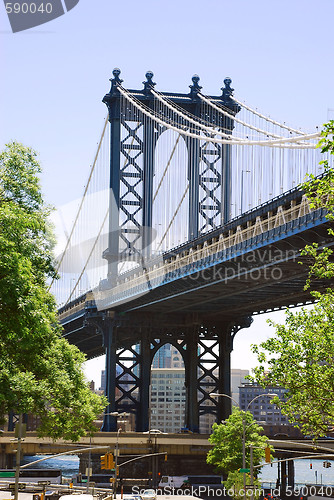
xmin=233 ymin=96 xmax=307 ymax=135
xmin=151 ymin=88 xmax=244 ymax=140
xmin=118 ymin=86 xmax=319 ymax=148
xmin=199 ymin=93 xmax=307 ymax=140
xmin=49 ymin=114 xmax=109 ymax=291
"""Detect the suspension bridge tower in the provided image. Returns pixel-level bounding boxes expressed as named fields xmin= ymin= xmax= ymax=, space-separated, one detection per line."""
xmin=99 ymin=69 xmax=252 ymax=432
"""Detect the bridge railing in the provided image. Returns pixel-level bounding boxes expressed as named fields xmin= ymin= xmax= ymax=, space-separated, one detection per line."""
xmin=94 ymin=193 xmax=328 ymax=309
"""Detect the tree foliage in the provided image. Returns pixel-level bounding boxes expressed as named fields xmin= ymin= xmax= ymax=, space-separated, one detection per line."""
xmin=251 ymin=121 xmax=334 ymax=440
xmin=207 ymin=407 xmax=271 ymax=475
xmin=0 ymin=142 xmax=107 ymax=440
xmin=223 ymin=471 xmax=262 ymax=500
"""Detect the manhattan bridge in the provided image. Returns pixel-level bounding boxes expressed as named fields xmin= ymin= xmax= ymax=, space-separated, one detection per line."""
xmin=52 ymin=69 xmax=334 ymax=433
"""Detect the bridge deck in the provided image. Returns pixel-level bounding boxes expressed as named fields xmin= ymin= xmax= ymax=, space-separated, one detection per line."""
xmin=58 ymin=188 xmax=334 ymax=357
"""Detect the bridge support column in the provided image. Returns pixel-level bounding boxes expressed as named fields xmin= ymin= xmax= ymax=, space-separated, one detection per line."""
xmin=184 ymin=331 xmax=199 ymax=433
xmin=280 ymin=459 xmax=287 ymax=498
xmin=287 ymin=459 xmax=295 ymax=491
xmin=136 ymin=334 xmax=151 ymax=432
xmin=142 ymin=78 xmax=156 ymax=254
xmin=217 ymin=330 xmax=234 ymax=422
xmin=101 ymin=319 xmax=117 ymax=432
xmin=102 ymin=70 xmax=122 ymax=285
xmin=188 ymin=135 xmax=200 ymax=241
xmin=222 ymin=142 xmax=231 ymax=223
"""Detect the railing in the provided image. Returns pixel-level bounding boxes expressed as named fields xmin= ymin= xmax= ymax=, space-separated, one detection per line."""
xmin=94 ymin=193 xmax=328 ymax=308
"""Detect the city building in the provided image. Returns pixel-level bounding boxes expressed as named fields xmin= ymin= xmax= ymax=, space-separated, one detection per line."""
xmin=100 ymin=345 xmax=250 ymax=434
xmin=100 ymin=369 xmax=106 ymax=391
xmin=231 ymin=369 xmax=249 ymax=403
xmin=152 ymin=343 xmax=185 ymax=369
xmin=239 ymin=382 xmax=303 ymax=438
xmin=150 ymin=367 xmax=186 ymax=433
xmin=239 ymin=383 xmax=288 ymax=424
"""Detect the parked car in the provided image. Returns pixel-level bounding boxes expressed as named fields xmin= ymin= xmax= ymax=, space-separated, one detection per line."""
xmin=140 ymin=489 xmax=157 ymax=500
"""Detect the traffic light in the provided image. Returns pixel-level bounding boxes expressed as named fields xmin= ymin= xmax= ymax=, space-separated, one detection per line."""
xmin=101 ymin=453 xmax=114 ymax=470
xmin=164 ymin=454 xmax=167 ymax=462
xmin=101 ymin=454 xmax=108 ymax=470
xmin=265 ymin=446 xmax=271 ymax=463
xmin=310 ymin=463 xmax=313 ymax=469
xmin=107 ymin=453 xmax=114 ymax=469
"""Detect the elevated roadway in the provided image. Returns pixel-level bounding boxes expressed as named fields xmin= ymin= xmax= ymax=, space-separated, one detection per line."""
xmin=2 ymin=432 xmax=334 ymax=458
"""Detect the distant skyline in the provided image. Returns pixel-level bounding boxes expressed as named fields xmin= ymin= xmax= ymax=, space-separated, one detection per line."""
xmin=1 ymin=0 xmax=333 ymax=385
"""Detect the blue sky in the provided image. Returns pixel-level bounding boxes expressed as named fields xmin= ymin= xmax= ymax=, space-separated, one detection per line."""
xmin=1 ymin=0 xmax=333 ymax=385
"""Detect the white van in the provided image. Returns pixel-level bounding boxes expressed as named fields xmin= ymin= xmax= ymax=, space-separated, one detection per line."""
xmin=158 ymin=476 xmax=188 ymax=488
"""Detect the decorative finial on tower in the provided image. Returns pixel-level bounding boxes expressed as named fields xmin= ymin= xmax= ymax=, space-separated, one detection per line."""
xmin=143 ymin=71 xmax=156 ymax=95
xmin=221 ymin=77 xmax=240 ymax=112
xmin=108 ymin=68 xmax=123 ymax=95
xmin=189 ymin=74 xmax=202 ymax=99
xmin=221 ymin=77 xmax=234 ymax=100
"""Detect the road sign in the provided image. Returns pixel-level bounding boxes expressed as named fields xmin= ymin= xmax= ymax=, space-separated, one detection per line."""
xmin=0 ymin=472 xmax=15 ymax=478
xmin=8 ymin=483 xmax=26 ymax=490
xmin=239 ymin=468 xmax=250 ymax=473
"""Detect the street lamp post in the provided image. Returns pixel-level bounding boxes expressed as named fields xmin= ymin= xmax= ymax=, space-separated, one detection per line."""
xmin=86 ymin=435 xmax=92 ymax=493
xmin=144 ymin=429 xmax=166 ymax=490
xmin=107 ymin=412 xmax=129 ymax=499
xmin=14 ymin=415 xmax=24 ymax=500
xmin=250 ymin=444 xmax=254 ymax=500
xmin=211 ymin=392 xmax=277 ymax=500
xmin=114 ymin=427 xmax=122 ymax=500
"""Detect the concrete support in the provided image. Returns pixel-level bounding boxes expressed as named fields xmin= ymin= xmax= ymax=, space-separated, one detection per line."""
xmin=0 ymin=446 xmax=13 ymax=468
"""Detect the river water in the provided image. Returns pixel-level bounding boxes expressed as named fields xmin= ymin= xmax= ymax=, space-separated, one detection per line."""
xmin=259 ymin=459 xmax=334 ymax=487
xmin=22 ymin=455 xmax=80 ymax=480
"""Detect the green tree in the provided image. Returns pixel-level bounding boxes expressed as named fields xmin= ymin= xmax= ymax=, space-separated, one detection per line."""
xmin=207 ymin=407 xmax=271 ymax=477
xmin=251 ymin=121 xmax=334 ymax=440
xmin=224 ymin=471 xmax=262 ymax=500
xmin=0 ymin=141 xmax=107 ymax=440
